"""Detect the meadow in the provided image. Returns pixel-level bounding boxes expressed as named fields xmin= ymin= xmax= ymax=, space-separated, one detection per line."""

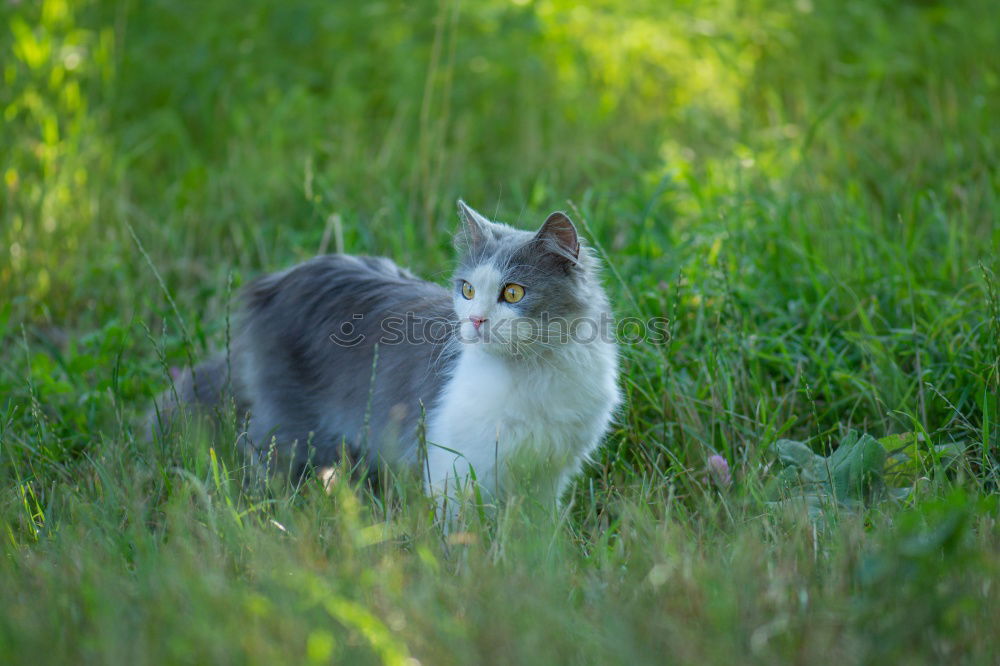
xmin=1 ymin=0 xmax=998 ymax=663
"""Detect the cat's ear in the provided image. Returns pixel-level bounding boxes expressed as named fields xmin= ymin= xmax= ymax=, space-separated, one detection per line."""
xmin=534 ymin=211 xmax=580 ymax=264
xmin=456 ymin=200 xmax=492 ymax=249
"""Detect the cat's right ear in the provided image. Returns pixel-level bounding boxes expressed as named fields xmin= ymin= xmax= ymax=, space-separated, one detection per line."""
xmin=455 ymin=200 xmax=492 ymax=250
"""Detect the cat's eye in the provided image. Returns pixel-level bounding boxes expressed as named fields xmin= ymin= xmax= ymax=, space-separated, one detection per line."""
xmin=502 ymin=283 xmax=525 ymax=303
xmin=461 ymin=281 xmax=475 ymax=300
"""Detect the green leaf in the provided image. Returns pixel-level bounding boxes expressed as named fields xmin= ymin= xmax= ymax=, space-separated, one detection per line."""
xmin=828 ymin=431 xmax=887 ymax=501
xmin=774 ymin=439 xmax=820 ymax=468
xmin=768 ymin=430 xmax=900 ymax=517
xmin=879 ymin=432 xmax=967 ymax=485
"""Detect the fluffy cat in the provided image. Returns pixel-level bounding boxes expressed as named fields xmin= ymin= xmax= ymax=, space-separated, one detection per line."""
xmin=149 ymin=201 xmax=621 ymax=515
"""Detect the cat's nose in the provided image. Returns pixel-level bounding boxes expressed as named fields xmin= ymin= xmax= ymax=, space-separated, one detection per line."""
xmin=469 ymin=315 xmax=486 ymax=330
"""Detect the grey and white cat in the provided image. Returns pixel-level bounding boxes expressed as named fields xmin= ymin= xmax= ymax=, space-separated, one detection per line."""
xmin=150 ymin=201 xmax=620 ymax=513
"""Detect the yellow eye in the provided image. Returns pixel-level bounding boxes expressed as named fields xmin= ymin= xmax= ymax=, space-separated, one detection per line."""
xmin=502 ymin=283 xmax=525 ymax=303
xmin=461 ymin=281 xmax=475 ymax=299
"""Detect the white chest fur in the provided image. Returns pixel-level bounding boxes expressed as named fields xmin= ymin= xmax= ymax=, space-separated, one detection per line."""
xmin=425 ymin=339 xmax=620 ymax=504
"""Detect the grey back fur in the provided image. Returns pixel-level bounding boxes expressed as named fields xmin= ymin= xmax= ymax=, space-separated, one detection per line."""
xmin=233 ymin=254 xmax=458 ymax=475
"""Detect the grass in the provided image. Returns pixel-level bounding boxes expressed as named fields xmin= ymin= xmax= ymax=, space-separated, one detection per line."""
xmin=2 ymin=0 xmax=999 ymax=663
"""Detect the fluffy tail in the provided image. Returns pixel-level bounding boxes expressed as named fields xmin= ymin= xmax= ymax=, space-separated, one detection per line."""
xmin=144 ymin=353 xmax=240 ymax=440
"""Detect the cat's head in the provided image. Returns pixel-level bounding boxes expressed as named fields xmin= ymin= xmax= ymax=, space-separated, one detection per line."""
xmin=451 ymin=200 xmax=606 ymax=358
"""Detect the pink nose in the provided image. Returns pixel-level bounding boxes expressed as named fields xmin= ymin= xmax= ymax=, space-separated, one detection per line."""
xmin=469 ymin=315 xmax=486 ymax=330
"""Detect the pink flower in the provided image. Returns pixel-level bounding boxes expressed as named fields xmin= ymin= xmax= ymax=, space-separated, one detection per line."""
xmin=707 ymin=454 xmax=732 ymax=488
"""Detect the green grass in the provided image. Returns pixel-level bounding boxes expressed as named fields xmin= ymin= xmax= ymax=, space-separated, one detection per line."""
xmin=2 ymin=0 xmax=999 ymax=663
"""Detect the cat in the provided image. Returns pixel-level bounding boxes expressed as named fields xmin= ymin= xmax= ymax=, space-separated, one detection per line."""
xmin=148 ymin=201 xmax=621 ymax=517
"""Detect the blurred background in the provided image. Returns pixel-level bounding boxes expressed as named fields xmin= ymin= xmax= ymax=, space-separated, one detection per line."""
xmin=1 ymin=0 xmax=997 ymax=469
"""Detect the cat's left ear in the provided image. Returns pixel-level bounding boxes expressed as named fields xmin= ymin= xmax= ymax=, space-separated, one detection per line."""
xmin=456 ymin=200 xmax=493 ymax=249
xmin=534 ymin=211 xmax=580 ymax=265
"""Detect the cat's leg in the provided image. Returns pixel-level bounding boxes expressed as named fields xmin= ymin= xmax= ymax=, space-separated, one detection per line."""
xmin=424 ymin=446 xmax=466 ymax=529
xmin=425 ymin=444 xmax=498 ymax=530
